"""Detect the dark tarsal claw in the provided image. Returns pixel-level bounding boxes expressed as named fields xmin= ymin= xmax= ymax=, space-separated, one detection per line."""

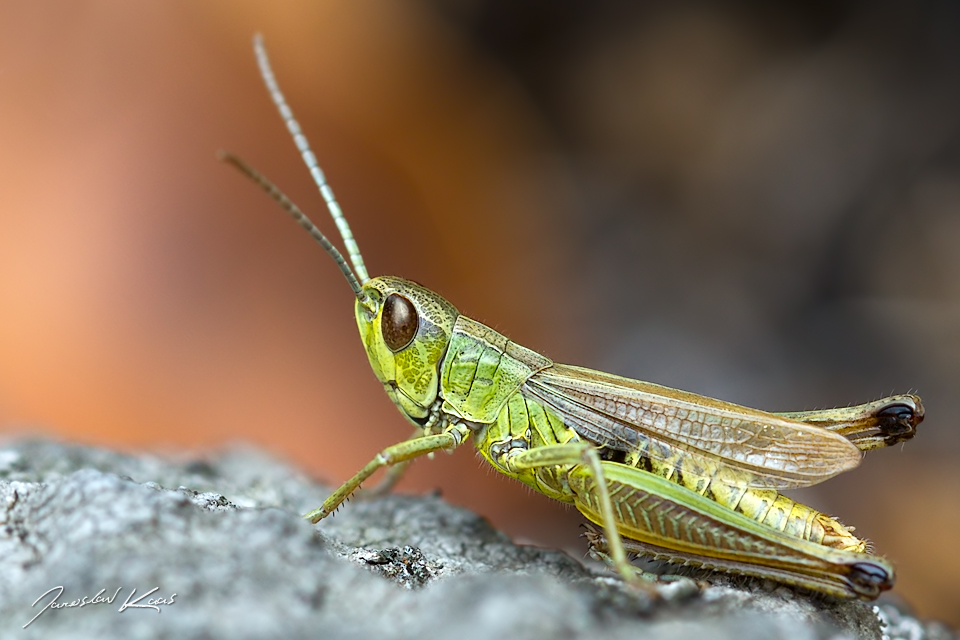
xmin=847 ymin=561 xmax=893 ymax=600
xmin=875 ymin=398 xmax=924 ymax=445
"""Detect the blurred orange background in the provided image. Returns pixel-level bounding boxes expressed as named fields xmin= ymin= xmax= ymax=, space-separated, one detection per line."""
xmin=1 ymin=1 xmax=958 ymax=624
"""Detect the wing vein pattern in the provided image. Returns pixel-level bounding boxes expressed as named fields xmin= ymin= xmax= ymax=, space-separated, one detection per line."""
xmin=523 ymin=364 xmax=861 ymax=489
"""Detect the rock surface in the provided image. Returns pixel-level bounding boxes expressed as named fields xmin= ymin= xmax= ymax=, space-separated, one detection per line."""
xmin=0 ymin=439 xmax=952 ymax=640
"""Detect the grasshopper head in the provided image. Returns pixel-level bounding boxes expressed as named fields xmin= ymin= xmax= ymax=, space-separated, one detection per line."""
xmin=356 ymin=276 xmax=459 ymax=425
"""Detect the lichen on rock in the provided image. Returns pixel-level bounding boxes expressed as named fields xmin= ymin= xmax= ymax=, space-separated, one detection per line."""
xmin=0 ymin=439 xmax=950 ymax=640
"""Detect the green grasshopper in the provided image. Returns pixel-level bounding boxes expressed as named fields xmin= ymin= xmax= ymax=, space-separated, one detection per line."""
xmin=222 ymin=35 xmax=923 ymax=601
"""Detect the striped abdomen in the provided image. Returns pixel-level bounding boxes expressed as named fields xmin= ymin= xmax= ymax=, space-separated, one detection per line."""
xmin=620 ymin=442 xmax=866 ymax=552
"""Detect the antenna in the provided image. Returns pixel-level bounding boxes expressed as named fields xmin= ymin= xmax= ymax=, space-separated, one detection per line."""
xmin=218 ymin=151 xmax=371 ymax=308
xmin=252 ymin=33 xmax=370 ymax=284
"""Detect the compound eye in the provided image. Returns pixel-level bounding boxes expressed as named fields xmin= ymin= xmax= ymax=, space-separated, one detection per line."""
xmin=382 ymin=294 xmax=419 ymax=352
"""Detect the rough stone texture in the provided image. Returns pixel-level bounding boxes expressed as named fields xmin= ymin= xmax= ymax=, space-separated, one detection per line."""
xmin=0 ymin=439 xmax=953 ymax=640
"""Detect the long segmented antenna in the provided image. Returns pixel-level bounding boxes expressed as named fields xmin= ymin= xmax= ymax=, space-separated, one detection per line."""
xmin=253 ymin=33 xmax=370 ymax=284
xmin=218 ymin=151 xmax=372 ymax=308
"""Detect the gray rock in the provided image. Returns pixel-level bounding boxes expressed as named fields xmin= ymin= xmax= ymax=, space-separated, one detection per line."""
xmin=0 ymin=439 xmax=951 ymax=640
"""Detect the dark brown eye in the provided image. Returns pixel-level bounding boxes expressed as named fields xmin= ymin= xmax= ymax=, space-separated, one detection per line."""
xmin=381 ymin=294 xmax=419 ymax=352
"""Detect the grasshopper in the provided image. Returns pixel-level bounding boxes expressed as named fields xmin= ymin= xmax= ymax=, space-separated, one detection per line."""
xmin=222 ymin=36 xmax=923 ymax=601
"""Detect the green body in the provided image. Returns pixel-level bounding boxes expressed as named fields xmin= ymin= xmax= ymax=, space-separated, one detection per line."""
xmin=304 ymin=275 xmax=914 ymax=599
xmin=236 ymin=36 xmax=922 ymax=602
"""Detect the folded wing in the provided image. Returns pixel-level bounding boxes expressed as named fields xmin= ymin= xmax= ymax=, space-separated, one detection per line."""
xmin=523 ymin=364 xmax=862 ymax=490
